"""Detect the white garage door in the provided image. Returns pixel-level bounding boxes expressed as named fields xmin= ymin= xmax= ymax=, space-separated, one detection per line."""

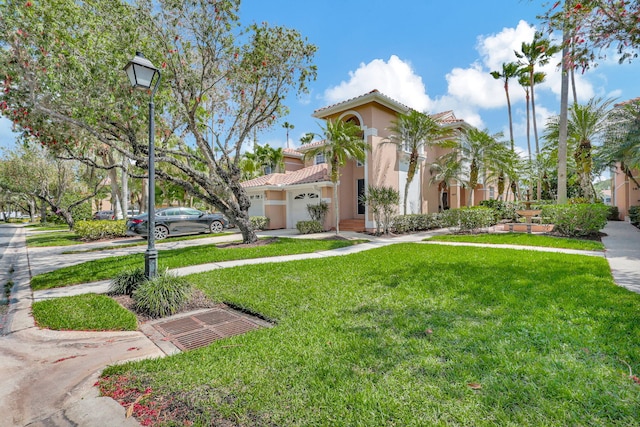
xmin=290 ymin=192 xmax=320 ymax=227
xmin=248 ymin=194 xmax=264 ymax=217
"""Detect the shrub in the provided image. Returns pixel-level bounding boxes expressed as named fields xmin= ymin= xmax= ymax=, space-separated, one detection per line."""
xmin=109 ymin=267 xmax=146 ymax=296
xmin=74 ymin=219 xmax=127 ymax=240
xmin=479 ymin=200 xmax=518 ymax=222
xmin=392 ymin=214 xmax=442 ymax=233
xmin=360 ymin=185 xmax=400 ymax=235
xmin=133 ymin=271 xmax=192 ymax=318
xmin=541 ymin=203 xmax=608 ymax=237
xmin=250 ymin=216 xmax=270 ymax=230
xmin=307 ymin=201 xmax=329 ymax=225
xmin=296 ymin=220 xmax=323 ymax=234
xmin=607 ymin=206 xmax=620 ymax=221
xmin=629 ymin=206 xmax=640 ymax=225
xmin=440 ymin=207 xmax=495 ymax=234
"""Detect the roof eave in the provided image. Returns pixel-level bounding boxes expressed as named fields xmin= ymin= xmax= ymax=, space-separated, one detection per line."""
xmin=312 ymin=91 xmax=410 ymax=119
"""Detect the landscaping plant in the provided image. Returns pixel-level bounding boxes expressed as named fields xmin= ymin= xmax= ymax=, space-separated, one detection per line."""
xmin=133 ymin=271 xmax=192 ymax=318
xmin=109 ymin=267 xmax=146 ymax=296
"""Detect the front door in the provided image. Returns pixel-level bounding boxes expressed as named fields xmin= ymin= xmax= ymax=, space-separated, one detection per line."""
xmin=357 ymin=179 xmax=365 ymax=215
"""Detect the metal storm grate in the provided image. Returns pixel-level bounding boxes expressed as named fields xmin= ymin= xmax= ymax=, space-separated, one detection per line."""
xmin=174 ymin=329 xmax=223 ymax=351
xmin=150 ymin=307 xmax=267 ymax=352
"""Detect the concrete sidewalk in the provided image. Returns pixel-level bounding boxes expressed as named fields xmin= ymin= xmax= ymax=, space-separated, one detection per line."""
xmin=601 ymin=220 xmax=640 ymax=294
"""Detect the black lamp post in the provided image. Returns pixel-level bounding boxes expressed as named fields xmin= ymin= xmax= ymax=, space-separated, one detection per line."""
xmin=124 ymin=52 xmax=161 ymax=279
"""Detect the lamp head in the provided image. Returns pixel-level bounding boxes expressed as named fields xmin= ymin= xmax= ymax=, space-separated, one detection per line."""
xmin=124 ymin=51 xmax=159 ymax=90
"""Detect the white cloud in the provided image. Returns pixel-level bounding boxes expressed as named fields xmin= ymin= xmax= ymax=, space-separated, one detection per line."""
xmin=323 ymin=55 xmax=432 ymax=112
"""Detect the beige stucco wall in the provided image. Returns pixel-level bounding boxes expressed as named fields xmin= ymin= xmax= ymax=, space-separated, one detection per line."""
xmin=264 ymin=190 xmax=286 ymax=229
xmin=613 ymin=165 xmax=640 ymax=220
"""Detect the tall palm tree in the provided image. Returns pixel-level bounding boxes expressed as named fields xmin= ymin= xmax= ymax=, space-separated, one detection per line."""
xmin=387 ymin=110 xmax=457 ymax=214
xmin=519 ymin=70 xmax=546 ymax=198
xmin=282 ymin=121 xmax=295 ymax=148
xmin=544 ymin=97 xmax=615 ymax=201
xmin=490 ymin=62 xmax=520 ymax=151
xmin=516 ymin=32 xmax=560 ymax=161
xmin=302 ymin=119 xmax=369 ymax=234
xmin=440 ymin=128 xmax=507 ymax=206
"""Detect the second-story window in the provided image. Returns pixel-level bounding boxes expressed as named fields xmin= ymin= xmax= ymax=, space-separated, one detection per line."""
xmin=315 ymin=152 xmax=326 ymax=165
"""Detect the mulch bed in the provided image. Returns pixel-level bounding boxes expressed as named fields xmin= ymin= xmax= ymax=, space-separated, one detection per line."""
xmin=112 ymin=288 xmax=220 ymax=324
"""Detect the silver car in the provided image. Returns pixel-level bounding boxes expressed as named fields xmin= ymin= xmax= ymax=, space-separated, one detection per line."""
xmin=126 ymin=207 xmax=229 ymax=240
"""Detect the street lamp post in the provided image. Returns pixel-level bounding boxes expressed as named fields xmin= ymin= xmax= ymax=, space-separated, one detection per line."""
xmin=124 ymin=52 xmax=161 ymax=279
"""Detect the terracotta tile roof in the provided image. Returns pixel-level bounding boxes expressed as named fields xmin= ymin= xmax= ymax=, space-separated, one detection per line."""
xmin=615 ymin=97 xmax=640 ymax=107
xmin=313 ymin=89 xmax=411 ymax=117
xmin=241 ymin=163 xmax=330 ymax=188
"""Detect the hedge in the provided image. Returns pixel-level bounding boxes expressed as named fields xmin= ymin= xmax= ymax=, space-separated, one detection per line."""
xmin=440 ymin=207 xmax=495 ymax=234
xmin=74 ymin=220 xmax=127 ymax=240
xmin=392 ymin=214 xmax=442 ymax=233
xmin=296 ymin=220 xmax=323 ymax=234
xmin=249 ymin=216 xmax=270 ymax=230
xmin=540 ymin=203 xmax=608 ymax=237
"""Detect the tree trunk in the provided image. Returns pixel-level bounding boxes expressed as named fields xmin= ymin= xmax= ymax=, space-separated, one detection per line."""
xmin=334 ymin=182 xmax=340 ymax=234
xmin=233 ymin=212 xmax=259 ymax=244
xmin=557 ymin=19 xmax=570 ymax=204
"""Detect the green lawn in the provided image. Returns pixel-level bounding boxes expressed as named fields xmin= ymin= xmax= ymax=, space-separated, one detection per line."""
xmin=100 ymin=244 xmax=640 ymax=426
xmin=427 ymin=232 xmax=605 ymax=251
xmin=26 ymin=231 xmax=81 ymax=247
xmin=32 ymin=294 xmax=137 ymax=331
xmin=31 ymin=237 xmax=364 ymax=290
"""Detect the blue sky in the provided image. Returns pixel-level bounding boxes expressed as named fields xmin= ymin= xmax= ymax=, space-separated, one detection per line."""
xmin=2 ymin=0 xmax=639 ymax=158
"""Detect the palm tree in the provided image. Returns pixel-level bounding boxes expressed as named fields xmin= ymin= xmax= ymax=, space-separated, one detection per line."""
xmin=516 ymin=32 xmax=560 ymax=161
xmin=429 ymin=158 xmax=464 ymax=211
xmin=597 ymin=99 xmax=640 ymax=188
xmin=490 ymin=62 xmax=520 ymax=151
xmin=544 ymin=97 xmax=615 ymax=201
xmin=282 ymin=121 xmax=295 ymax=148
xmin=440 ymin=128 xmax=507 ymax=206
xmin=302 ymin=119 xmax=369 ymax=234
xmin=387 ymin=110 xmax=457 ymax=214
xmin=518 ymin=70 xmax=546 ymax=199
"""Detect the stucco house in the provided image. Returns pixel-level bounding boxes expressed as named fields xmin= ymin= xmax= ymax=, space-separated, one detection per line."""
xmin=242 ymin=89 xmax=495 ymax=231
xmin=611 ymin=165 xmax=640 ymax=221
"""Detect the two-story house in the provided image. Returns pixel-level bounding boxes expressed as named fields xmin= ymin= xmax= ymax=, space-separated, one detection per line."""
xmin=242 ymin=89 xmax=490 ymax=231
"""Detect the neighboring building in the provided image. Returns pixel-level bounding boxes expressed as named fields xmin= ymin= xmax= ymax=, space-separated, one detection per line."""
xmin=611 ymin=165 xmax=640 ymax=220
xmin=242 ymin=89 xmax=498 ymax=231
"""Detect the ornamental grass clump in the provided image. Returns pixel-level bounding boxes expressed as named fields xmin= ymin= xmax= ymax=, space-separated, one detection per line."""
xmin=109 ymin=267 xmax=146 ymax=296
xmin=133 ymin=271 xmax=192 ymax=318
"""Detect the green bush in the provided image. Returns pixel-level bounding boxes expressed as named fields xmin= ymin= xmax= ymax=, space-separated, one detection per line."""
xmin=296 ymin=220 xmax=323 ymax=234
xmin=392 ymin=214 xmax=442 ymax=233
xmin=307 ymin=201 xmax=329 ymax=224
xmin=133 ymin=271 xmax=192 ymax=318
xmin=440 ymin=207 xmax=495 ymax=234
xmin=74 ymin=219 xmax=127 ymax=240
xmin=629 ymin=206 xmax=640 ymax=225
xmin=541 ymin=203 xmax=608 ymax=237
xmin=250 ymin=216 xmax=270 ymax=230
xmin=607 ymin=206 xmax=620 ymax=221
xmin=109 ymin=267 xmax=146 ymax=296
xmin=479 ymin=200 xmax=518 ymax=222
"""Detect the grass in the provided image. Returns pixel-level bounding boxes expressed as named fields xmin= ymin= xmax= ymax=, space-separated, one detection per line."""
xmin=31 ymin=237 xmax=364 ymax=290
xmin=32 ymin=294 xmax=137 ymax=331
xmin=100 ymin=244 xmax=640 ymax=426
xmin=25 ymin=223 xmax=69 ymax=231
xmin=26 ymin=231 xmax=82 ymax=247
xmin=61 ymin=231 xmax=234 ymax=253
xmin=426 ymin=232 xmax=605 ymax=251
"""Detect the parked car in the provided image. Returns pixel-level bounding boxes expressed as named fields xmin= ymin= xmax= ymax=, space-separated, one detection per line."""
xmin=126 ymin=207 xmax=229 ymax=240
xmin=93 ymin=210 xmax=116 ymax=220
